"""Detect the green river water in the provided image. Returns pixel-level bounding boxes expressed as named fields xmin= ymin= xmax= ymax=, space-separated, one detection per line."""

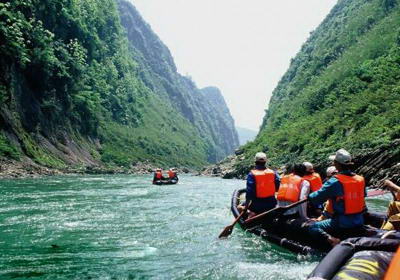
xmin=0 ymin=175 xmax=391 ymax=280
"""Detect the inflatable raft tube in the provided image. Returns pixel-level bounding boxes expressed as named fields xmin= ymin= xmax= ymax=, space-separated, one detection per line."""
xmin=308 ymin=237 xmax=400 ymax=280
xmin=231 ymin=189 xmax=394 ymax=255
xmin=153 ymin=179 xmax=178 ymax=185
xmin=231 ymin=188 xmax=319 ymax=255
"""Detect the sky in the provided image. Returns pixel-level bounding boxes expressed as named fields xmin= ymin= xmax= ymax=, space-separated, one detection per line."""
xmin=131 ymin=0 xmax=337 ymax=131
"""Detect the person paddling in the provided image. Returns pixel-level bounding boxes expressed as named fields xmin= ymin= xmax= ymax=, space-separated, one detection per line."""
xmin=238 ymin=152 xmax=280 ymax=218
xmin=276 ymin=163 xmax=310 ymax=219
xmin=381 ymin=180 xmax=400 ymax=231
xmin=153 ymin=168 xmax=164 ymax=184
xmin=167 ymin=168 xmax=178 ymax=182
xmin=308 ymin=149 xmax=366 ymax=247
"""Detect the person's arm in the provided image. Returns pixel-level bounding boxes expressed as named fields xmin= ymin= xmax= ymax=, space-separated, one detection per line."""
xmin=308 ymin=178 xmax=343 ymax=206
xmin=384 ymin=180 xmax=400 ymax=200
xmin=384 ymin=180 xmax=400 ymax=192
xmin=299 ymin=180 xmax=310 ymax=219
xmin=246 ymin=173 xmax=256 ymax=206
xmin=274 ymin=172 xmax=281 ymax=192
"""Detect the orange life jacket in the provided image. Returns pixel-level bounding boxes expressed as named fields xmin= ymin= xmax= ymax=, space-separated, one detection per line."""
xmin=168 ymin=170 xmax=176 ymax=179
xmin=385 ymin=247 xmax=400 ymax=280
xmin=251 ymin=169 xmax=276 ymax=198
xmin=303 ymin=172 xmax=323 ymax=192
xmin=155 ymin=171 xmax=163 ymax=179
xmin=335 ymin=174 xmax=365 ymax=215
xmin=277 ymin=174 xmax=304 ymax=202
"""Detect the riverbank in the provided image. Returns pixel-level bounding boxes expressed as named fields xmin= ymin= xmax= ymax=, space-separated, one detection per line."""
xmin=202 ymin=139 xmax=400 ymax=186
xmin=0 ymin=159 xmax=192 ymax=179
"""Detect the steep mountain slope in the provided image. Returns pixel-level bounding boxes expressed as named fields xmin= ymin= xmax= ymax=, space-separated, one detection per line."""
xmin=117 ymin=1 xmax=239 ymax=162
xmin=0 ymin=0 xmax=238 ymax=170
xmin=235 ymin=0 xmax=400 ymax=177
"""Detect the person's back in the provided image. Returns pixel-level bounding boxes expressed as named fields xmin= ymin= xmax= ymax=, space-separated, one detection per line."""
xmin=277 ymin=164 xmax=310 ymax=219
xmin=310 ymin=174 xmax=365 ymax=228
xmin=168 ymin=169 xmax=177 ymax=179
xmin=303 ymin=162 xmax=323 ymax=193
xmin=245 ymin=152 xmax=280 ymax=214
xmin=308 ymin=149 xmax=366 ymax=247
xmin=153 ymin=169 xmax=164 ymax=183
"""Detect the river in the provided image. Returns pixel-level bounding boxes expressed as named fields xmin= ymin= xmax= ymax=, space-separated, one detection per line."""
xmin=0 ymin=175 xmax=390 ymax=280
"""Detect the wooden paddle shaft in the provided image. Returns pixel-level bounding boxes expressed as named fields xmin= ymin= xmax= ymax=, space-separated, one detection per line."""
xmin=245 ymin=198 xmax=308 ymax=224
xmin=231 ymin=201 xmax=252 ymax=226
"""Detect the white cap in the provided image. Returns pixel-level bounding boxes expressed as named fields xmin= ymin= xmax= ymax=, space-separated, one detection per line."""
xmin=255 ymin=152 xmax=267 ymax=162
xmin=326 ymin=166 xmax=338 ymax=177
xmin=303 ymin=162 xmax=313 ymax=171
xmin=329 ymin=149 xmax=353 ymax=165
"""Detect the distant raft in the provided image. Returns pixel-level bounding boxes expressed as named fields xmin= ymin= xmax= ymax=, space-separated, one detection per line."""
xmin=308 ymin=237 xmax=400 ymax=280
xmin=153 ymin=179 xmax=178 ymax=185
xmin=231 ymin=188 xmax=399 ymax=255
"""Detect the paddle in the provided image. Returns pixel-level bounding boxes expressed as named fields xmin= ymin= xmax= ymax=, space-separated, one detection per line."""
xmin=244 ymin=198 xmax=308 ymax=225
xmin=240 ymin=188 xmax=387 ymax=227
xmin=219 ymin=201 xmax=252 ymax=239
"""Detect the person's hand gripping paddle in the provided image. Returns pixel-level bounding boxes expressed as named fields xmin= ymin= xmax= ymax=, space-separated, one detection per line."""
xmin=218 ymin=201 xmax=252 ymax=238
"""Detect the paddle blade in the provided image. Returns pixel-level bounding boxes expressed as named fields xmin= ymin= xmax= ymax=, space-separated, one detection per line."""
xmin=218 ymin=225 xmax=233 ymax=239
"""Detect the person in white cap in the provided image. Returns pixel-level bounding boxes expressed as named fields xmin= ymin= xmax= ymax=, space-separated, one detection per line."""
xmin=324 ymin=166 xmax=338 ymax=183
xmin=307 ymin=149 xmax=366 ymax=247
xmin=240 ymin=152 xmax=280 ymax=217
xmin=303 ymin=162 xmax=323 ymax=193
xmin=152 ymin=168 xmax=164 ymax=184
xmin=167 ymin=168 xmax=178 ymax=182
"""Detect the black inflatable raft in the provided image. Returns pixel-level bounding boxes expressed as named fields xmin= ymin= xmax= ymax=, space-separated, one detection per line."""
xmin=153 ymin=179 xmax=178 ymax=185
xmin=308 ymin=237 xmax=400 ymax=280
xmin=231 ymin=189 xmax=394 ymax=255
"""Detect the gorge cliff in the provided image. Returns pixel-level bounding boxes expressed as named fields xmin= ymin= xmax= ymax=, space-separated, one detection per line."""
xmin=0 ymin=0 xmax=239 ymax=172
xmin=230 ymin=0 xmax=400 ymax=184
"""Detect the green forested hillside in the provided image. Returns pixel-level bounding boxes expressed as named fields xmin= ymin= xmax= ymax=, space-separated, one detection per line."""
xmin=0 ymin=0 xmax=238 ymax=169
xmin=117 ymin=2 xmax=239 ymax=162
xmin=236 ymin=0 xmax=400 ymax=172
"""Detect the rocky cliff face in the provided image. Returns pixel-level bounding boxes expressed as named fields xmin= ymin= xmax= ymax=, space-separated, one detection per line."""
xmin=199 ymin=87 xmax=239 ymax=158
xmin=0 ymin=0 xmax=238 ymax=171
xmin=118 ymin=0 xmax=239 ymax=162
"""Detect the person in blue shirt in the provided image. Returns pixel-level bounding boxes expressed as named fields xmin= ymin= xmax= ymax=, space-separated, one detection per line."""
xmin=308 ymin=149 xmax=366 ymax=247
xmin=242 ymin=152 xmax=280 ymax=216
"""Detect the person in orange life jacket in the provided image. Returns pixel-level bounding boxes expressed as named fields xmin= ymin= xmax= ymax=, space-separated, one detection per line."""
xmin=324 ymin=166 xmax=338 ymax=184
xmin=303 ymin=162 xmax=323 ymax=192
xmin=153 ymin=168 xmax=164 ymax=184
xmin=308 ymin=149 xmax=366 ymax=247
xmin=239 ymin=152 xmax=280 ymax=216
xmin=303 ymin=162 xmax=324 ymax=216
xmin=277 ymin=163 xmax=310 ymax=219
xmin=167 ymin=168 xmax=178 ymax=181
